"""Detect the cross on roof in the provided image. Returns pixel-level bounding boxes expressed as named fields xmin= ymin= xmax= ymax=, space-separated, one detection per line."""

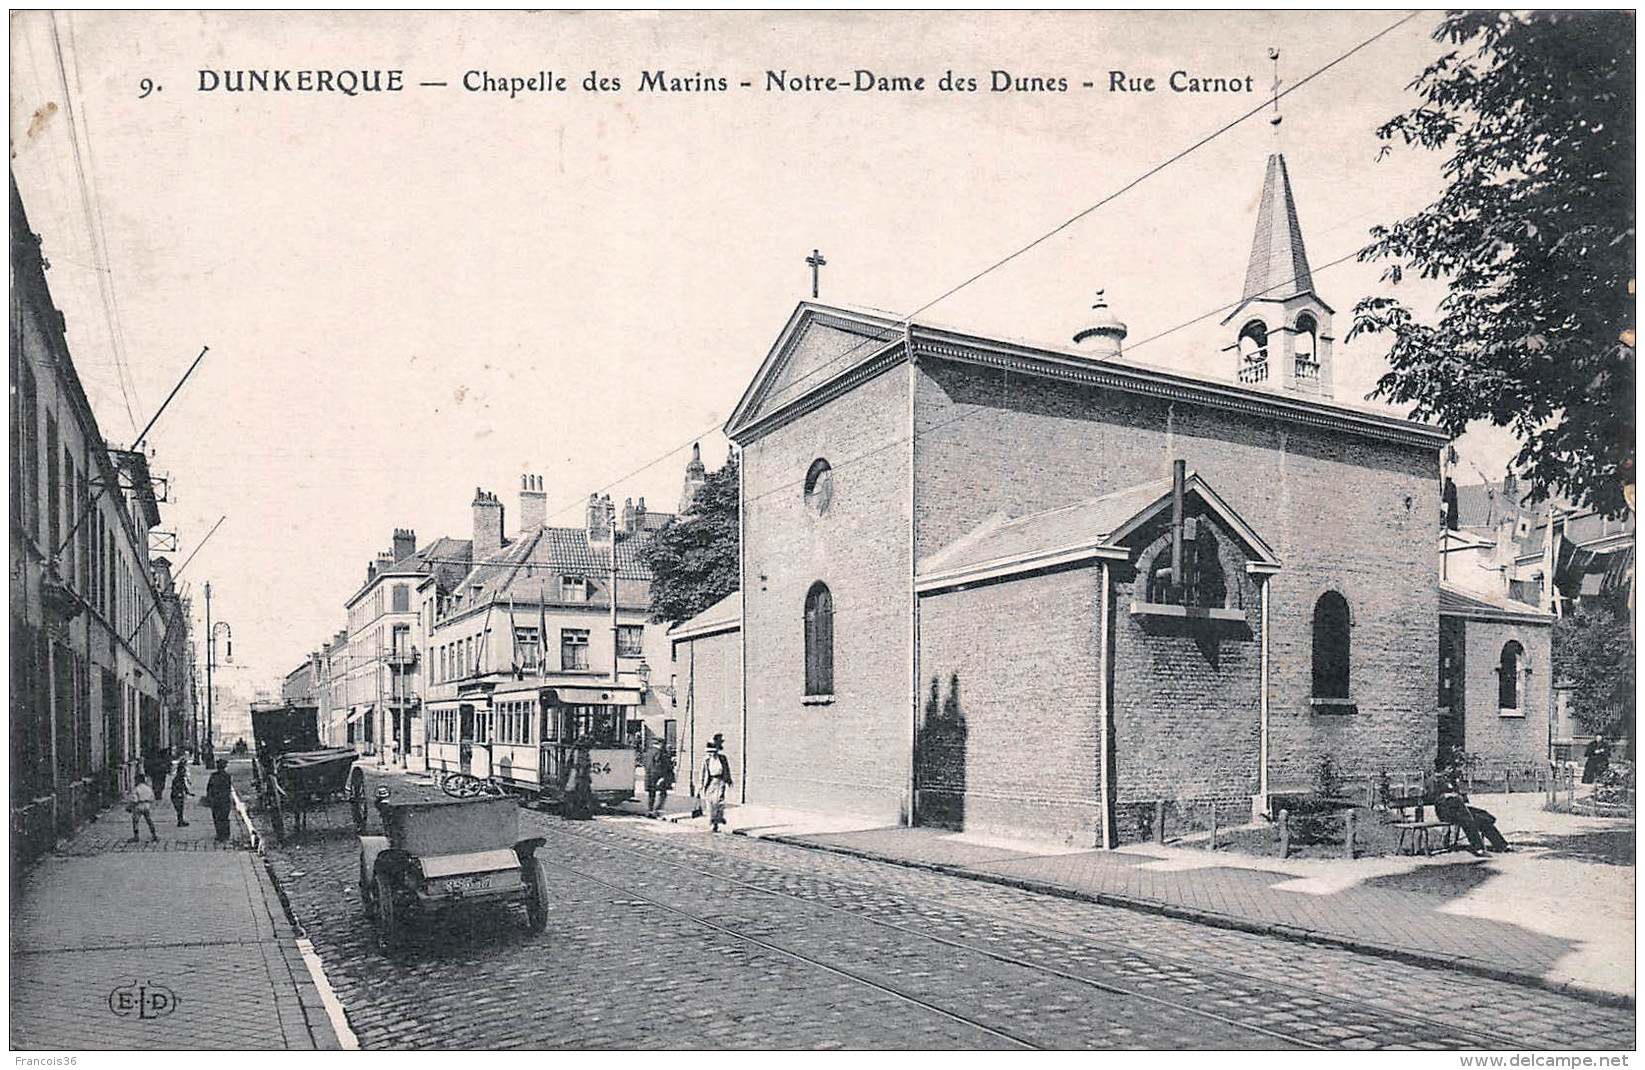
xmin=806 ymin=248 xmax=827 ymax=299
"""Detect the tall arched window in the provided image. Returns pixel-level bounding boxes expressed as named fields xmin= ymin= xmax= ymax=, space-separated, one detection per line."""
xmin=1499 ymin=640 xmax=1524 ymax=710
xmin=1294 ymin=313 xmax=1319 ymax=380
xmin=804 ymin=581 xmax=834 ymax=696
xmin=1238 ymin=320 xmax=1269 ymax=383
xmin=1312 ymin=591 xmax=1351 ymax=699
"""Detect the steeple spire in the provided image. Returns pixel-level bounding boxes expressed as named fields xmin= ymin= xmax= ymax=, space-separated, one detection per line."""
xmin=1241 ymin=153 xmax=1314 ymax=304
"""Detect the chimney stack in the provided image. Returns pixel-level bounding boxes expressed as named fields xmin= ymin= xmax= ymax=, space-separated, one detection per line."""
xmin=622 ymin=497 xmax=636 ymax=536
xmin=472 ymin=487 xmax=504 ymax=560
xmin=519 ymin=474 xmax=547 ymax=533
xmin=586 ymin=492 xmax=614 ymax=545
xmin=635 ymin=497 xmax=647 ymax=532
xmin=391 ymin=527 xmax=416 ymax=562
xmin=151 ymin=556 xmax=174 ymax=594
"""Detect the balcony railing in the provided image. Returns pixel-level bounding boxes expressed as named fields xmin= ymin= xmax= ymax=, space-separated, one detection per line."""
xmin=1237 ymin=361 xmax=1269 ymax=385
xmin=1294 ymin=358 xmax=1321 ymax=382
xmin=385 ymin=648 xmax=418 ymax=668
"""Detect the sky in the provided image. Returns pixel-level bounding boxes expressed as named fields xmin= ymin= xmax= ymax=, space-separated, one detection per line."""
xmin=8 ymin=10 xmax=1520 ymax=691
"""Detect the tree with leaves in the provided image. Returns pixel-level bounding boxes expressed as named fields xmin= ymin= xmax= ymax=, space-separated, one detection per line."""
xmin=1552 ymin=593 xmax=1635 ymax=747
xmin=642 ymin=454 xmax=739 ymax=625
xmin=1351 ymin=10 xmax=1635 ymax=517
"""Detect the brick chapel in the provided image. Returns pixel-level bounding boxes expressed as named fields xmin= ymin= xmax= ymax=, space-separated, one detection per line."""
xmin=720 ymin=153 xmax=1459 ymax=847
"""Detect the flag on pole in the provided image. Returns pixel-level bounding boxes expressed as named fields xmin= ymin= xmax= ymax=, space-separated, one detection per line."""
xmin=539 ymin=579 xmax=549 ymax=679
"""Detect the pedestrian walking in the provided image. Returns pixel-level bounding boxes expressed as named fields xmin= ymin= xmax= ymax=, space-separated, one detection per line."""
xmin=145 ymin=747 xmax=170 ymax=801
xmin=561 ymin=739 xmax=595 ymax=821
xmin=206 ymin=758 xmax=235 ymax=842
xmin=128 ymin=775 xmax=159 ymax=843
xmin=644 ymin=740 xmax=675 ymax=818
xmin=699 ymin=734 xmax=732 ymax=833
xmin=170 ymin=757 xmax=194 ymax=827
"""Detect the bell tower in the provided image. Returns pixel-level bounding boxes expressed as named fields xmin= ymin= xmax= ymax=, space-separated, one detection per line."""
xmin=1220 ymin=153 xmax=1335 ymax=398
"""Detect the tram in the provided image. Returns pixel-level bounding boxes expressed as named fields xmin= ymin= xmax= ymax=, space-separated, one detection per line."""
xmin=425 ymin=681 xmax=640 ymax=806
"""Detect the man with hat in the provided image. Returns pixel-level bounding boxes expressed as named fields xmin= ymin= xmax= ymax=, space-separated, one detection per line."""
xmin=699 ymin=734 xmax=733 ymax=833
xmin=644 ymin=738 xmax=676 ymax=818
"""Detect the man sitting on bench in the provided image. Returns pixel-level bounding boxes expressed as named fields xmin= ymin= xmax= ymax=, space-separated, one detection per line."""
xmin=1432 ymin=772 xmax=1512 ymax=856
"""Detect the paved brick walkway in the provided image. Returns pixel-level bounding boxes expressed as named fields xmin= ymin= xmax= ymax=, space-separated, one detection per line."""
xmin=9 ymin=763 xmax=342 ymax=1050
xmin=768 ymin=819 xmax=1632 ymax=1004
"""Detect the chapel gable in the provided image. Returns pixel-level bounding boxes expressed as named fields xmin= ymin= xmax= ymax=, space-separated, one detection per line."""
xmin=726 ymin=303 xmax=904 ymax=438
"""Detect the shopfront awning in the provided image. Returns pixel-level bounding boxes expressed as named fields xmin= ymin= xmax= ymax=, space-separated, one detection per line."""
xmin=545 ymin=686 xmax=642 ymax=707
xmin=345 ymin=705 xmax=374 ymax=725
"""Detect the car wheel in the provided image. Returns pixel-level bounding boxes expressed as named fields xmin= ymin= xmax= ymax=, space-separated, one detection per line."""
xmin=525 ymin=861 xmax=548 ymax=934
xmin=375 ymin=873 xmax=401 ymax=949
xmin=359 ymin=860 xmax=376 ymax=917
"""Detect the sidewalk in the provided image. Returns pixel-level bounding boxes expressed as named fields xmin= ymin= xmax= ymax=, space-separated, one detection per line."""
xmin=9 ymin=761 xmax=344 ymax=1050
xmin=729 ymin=794 xmax=1635 ymax=1006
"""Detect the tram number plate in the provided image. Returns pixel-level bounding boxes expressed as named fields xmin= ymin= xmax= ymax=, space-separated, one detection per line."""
xmin=590 ymin=762 xmax=612 ymax=776
xmin=433 ymin=872 xmax=515 ymax=897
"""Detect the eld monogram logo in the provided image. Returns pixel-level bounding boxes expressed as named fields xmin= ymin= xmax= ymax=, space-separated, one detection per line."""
xmin=107 ymin=980 xmax=178 ymax=1020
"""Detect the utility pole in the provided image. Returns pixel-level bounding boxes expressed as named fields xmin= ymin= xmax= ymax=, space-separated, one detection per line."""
xmin=610 ymin=539 xmax=620 ymax=684
xmin=203 ymin=582 xmax=213 ymax=766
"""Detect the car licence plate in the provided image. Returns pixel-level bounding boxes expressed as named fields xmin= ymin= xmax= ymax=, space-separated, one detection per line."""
xmin=432 ymin=871 xmax=517 ymax=897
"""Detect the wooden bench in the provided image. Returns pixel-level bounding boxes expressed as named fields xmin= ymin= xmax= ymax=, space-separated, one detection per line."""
xmin=1394 ymin=820 xmax=1459 ymax=856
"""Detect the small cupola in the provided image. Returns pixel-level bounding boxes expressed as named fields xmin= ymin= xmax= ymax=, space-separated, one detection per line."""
xmin=1072 ymin=290 xmax=1128 ymax=359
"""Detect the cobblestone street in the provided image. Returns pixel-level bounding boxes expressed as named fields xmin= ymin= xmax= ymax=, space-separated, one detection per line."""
xmin=252 ymin=769 xmax=1634 ymax=1051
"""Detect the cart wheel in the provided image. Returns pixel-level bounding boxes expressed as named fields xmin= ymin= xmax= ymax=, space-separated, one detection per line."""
xmin=269 ymin=786 xmax=286 ymax=843
xmin=525 ymin=860 xmax=548 ymax=934
xmin=375 ymin=873 xmax=402 ymax=949
xmin=349 ymin=767 xmax=369 ymax=833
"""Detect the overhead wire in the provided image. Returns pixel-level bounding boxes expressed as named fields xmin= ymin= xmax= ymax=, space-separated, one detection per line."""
xmin=64 ymin=12 xmax=146 ymax=434
xmin=386 ymin=244 xmax=1381 ymax=571
xmin=47 ymin=12 xmax=142 ymax=437
xmin=524 ymin=10 xmax=1421 ymax=531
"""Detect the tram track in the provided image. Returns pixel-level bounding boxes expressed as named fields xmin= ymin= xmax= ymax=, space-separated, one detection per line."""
xmin=535 ymin=828 xmax=1329 ymax=1050
xmin=538 ymin=820 xmax=1543 ymax=1051
xmin=539 ymin=855 xmax=1041 ymax=1049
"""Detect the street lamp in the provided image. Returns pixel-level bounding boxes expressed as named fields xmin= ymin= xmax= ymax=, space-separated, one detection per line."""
xmin=204 ymin=578 xmax=232 ymax=766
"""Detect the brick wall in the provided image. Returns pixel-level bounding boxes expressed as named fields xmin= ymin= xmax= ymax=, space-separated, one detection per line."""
xmin=917 ymin=567 xmax=1102 ymax=845
xmin=1110 ymin=507 xmax=1263 ymax=809
xmin=915 ymin=359 xmax=1441 ymax=794
xmin=671 ymin=626 xmax=743 ymax=797
xmin=741 ymin=366 xmax=912 ymax=823
xmin=1456 ymin=617 xmax=1552 ymax=772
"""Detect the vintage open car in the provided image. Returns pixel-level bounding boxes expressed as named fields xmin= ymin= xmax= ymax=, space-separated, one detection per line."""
xmin=358 ymin=776 xmax=548 ymax=949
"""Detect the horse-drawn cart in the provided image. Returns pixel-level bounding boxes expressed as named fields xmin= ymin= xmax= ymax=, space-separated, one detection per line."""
xmin=249 ymin=701 xmax=360 ymax=842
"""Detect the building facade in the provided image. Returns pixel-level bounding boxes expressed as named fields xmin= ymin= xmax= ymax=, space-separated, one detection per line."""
xmin=725 ymin=153 xmax=1451 ymax=846
xmin=667 ymin=591 xmax=741 ymax=796
xmin=9 ymin=176 xmax=187 ymax=861
xmin=339 ymin=528 xmax=471 ymax=764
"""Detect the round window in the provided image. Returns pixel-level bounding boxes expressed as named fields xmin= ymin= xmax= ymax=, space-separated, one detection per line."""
xmin=804 ymin=458 xmax=833 ymax=516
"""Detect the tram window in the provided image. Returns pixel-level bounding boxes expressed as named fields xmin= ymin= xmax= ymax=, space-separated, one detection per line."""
xmin=569 ymin=704 xmax=623 ymax=745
